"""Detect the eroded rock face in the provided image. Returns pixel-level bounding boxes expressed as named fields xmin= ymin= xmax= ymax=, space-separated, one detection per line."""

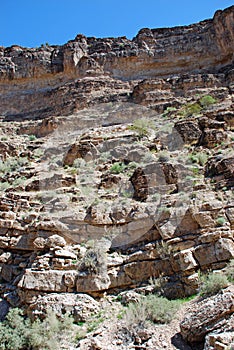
xmin=2 ymin=7 xmax=234 ymax=82
xmin=0 ymin=6 xmax=233 ymax=120
xmin=205 ymin=155 xmax=234 ymax=189
xmin=0 ymin=7 xmax=233 ymax=336
xmin=180 ymin=286 xmax=234 ymax=344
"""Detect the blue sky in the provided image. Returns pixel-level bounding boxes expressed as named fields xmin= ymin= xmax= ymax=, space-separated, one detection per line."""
xmin=1 ymin=0 xmax=233 ymax=47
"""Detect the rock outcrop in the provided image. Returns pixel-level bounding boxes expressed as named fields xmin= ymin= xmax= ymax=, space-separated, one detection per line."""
xmin=180 ymin=286 xmax=234 ymax=347
xmin=0 ymin=6 xmax=233 ymax=120
xmin=0 ymin=6 xmax=233 ymax=350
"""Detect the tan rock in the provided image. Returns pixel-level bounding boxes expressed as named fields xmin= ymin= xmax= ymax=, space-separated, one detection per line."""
xmin=46 ymin=234 xmax=66 ymax=248
xmin=171 ymin=249 xmax=198 ymax=272
xmin=205 ymin=331 xmax=234 ymax=350
xmin=193 ymin=211 xmax=216 ymax=228
xmin=180 ymin=286 xmax=234 ymax=343
xmin=28 ymin=293 xmax=100 ymax=322
xmin=54 ymin=249 xmax=77 ymax=260
xmin=17 ymin=269 xmax=78 ymax=292
xmin=215 ymin=238 xmax=234 ymax=261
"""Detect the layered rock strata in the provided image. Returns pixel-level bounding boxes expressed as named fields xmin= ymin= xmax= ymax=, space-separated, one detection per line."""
xmin=0 ymin=6 xmax=233 ymax=349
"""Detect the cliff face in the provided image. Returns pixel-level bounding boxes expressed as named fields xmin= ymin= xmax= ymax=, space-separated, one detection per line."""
xmin=0 ymin=7 xmax=233 ymax=349
xmin=0 ymin=6 xmax=233 ymax=119
xmin=0 ymin=6 xmax=233 ymax=81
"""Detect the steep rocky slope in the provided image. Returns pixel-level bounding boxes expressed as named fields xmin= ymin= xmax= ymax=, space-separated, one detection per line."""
xmin=0 ymin=5 xmax=233 ymax=350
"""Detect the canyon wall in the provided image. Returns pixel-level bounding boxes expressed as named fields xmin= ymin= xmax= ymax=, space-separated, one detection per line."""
xmin=0 ymin=6 xmax=233 ymax=119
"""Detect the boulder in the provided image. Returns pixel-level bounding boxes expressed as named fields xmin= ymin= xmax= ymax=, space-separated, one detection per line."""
xmin=205 ymin=155 xmax=234 ymax=189
xmin=199 ymin=128 xmax=228 ymax=148
xmin=180 ymin=286 xmax=234 ymax=344
xmin=174 ymin=120 xmax=202 ymax=145
xmin=204 ymin=331 xmax=234 ymax=350
xmin=28 ymin=293 xmax=100 ymax=322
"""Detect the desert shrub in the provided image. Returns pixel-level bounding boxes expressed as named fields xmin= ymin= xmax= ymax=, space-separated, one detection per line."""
xmin=157 ymin=151 xmax=170 ymax=163
xmin=162 ymin=106 xmax=177 ymax=118
xmin=188 ymin=152 xmax=208 ymax=166
xmin=0 ymin=157 xmax=28 ymax=175
xmin=0 ymin=308 xmax=30 ymax=350
xmin=199 ymin=95 xmax=217 ymax=108
xmin=79 ymin=242 xmax=107 ymax=274
xmin=197 ymin=152 xmax=208 ymax=166
xmin=216 ymin=216 xmax=226 ymax=227
xmin=199 ymin=272 xmax=229 ymax=297
xmin=110 ymin=162 xmax=126 ymax=174
xmin=12 ymin=176 xmax=27 ymax=187
xmin=28 ymin=134 xmax=37 ymax=141
xmin=0 ymin=308 xmax=74 ymax=350
xmin=125 ymin=295 xmax=180 ymax=328
xmin=149 ymin=275 xmax=169 ymax=295
xmin=155 ymin=240 xmax=172 ymax=259
xmin=142 ymin=152 xmax=155 ymax=163
xmin=182 ymin=103 xmax=202 ymax=117
xmin=0 ymin=182 xmax=11 ymax=192
xmin=128 ymin=118 xmax=154 ymax=138
xmin=30 ymin=311 xmax=73 ymax=350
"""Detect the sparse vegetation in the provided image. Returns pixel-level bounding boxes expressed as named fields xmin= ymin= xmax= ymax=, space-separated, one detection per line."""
xmin=157 ymin=151 xmax=170 ymax=163
xmin=180 ymin=95 xmax=217 ymax=117
xmin=128 ymin=118 xmax=155 ymax=138
xmin=110 ymin=162 xmax=126 ymax=174
xmin=0 ymin=182 xmax=11 ymax=192
xmin=0 ymin=157 xmax=28 ymax=175
xmin=181 ymin=102 xmax=202 ymax=117
xmin=162 ymin=106 xmax=177 ymax=118
xmin=155 ymin=240 xmax=172 ymax=259
xmin=188 ymin=152 xmax=208 ymax=166
xmin=224 ymin=260 xmax=234 ymax=283
xmin=0 ymin=308 xmax=74 ymax=350
xmin=199 ymin=272 xmax=229 ymax=297
xmin=199 ymin=95 xmax=217 ymax=108
xmin=79 ymin=241 xmax=107 ymax=274
xmin=125 ymin=295 xmax=181 ymax=328
xmin=28 ymin=134 xmax=37 ymax=141
xmin=216 ymin=216 xmax=226 ymax=227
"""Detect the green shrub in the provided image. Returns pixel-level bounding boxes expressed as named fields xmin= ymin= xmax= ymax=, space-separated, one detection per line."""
xmin=188 ymin=152 xmax=208 ymax=166
xmin=110 ymin=162 xmax=126 ymax=174
xmin=182 ymin=103 xmax=202 ymax=117
xmin=216 ymin=216 xmax=226 ymax=227
xmin=199 ymin=95 xmax=217 ymax=108
xmin=0 ymin=308 xmax=30 ymax=350
xmin=199 ymin=272 xmax=229 ymax=297
xmin=28 ymin=134 xmax=37 ymax=141
xmin=128 ymin=118 xmax=154 ymax=138
xmin=0 ymin=308 xmax=74 ymax=350
xmin=125 ymin=295 xmax=180 ymax=328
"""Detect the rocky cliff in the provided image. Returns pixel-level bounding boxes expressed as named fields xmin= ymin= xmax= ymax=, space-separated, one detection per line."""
xmin=0 ymin=5 xmax=233 ymax=350
xmin=0 ymin=5 xmax=233 ymax=120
